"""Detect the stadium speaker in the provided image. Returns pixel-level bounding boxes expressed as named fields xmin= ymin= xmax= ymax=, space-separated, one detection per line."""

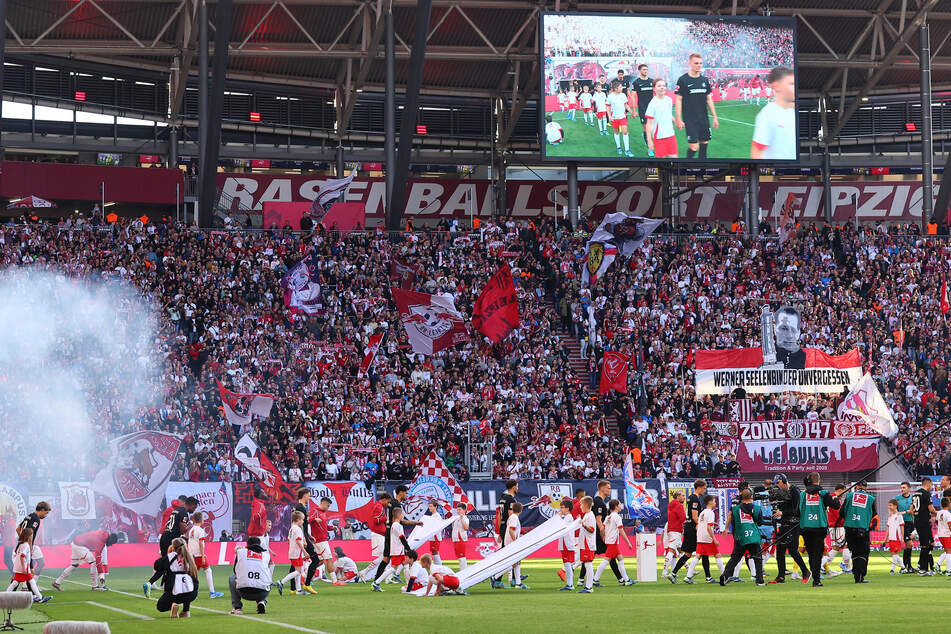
xmin=0 ymin=592 xmax=32 ymax=631
xmin=42 ymin=622 xmax=110 ymax=634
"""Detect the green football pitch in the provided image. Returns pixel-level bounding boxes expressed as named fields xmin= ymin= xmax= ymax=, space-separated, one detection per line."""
xmin=10 ymin=556 xmax=951 ymax=633
xmin=544 ymin=99 xmax=762 ymax=161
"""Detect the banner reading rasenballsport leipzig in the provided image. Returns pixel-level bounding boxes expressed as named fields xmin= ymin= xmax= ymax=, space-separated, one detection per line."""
xmin=695 ymin=347 xmax=863 ymax=396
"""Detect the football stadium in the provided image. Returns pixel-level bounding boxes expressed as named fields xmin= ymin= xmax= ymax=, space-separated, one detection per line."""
xmin=2 ymin=1 xmax=951 ymax=633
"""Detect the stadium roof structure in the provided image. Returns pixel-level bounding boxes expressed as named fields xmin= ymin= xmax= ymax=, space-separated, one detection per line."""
xmin=6 ymin=0 xmax=951 ymax=94
xmin=3 ymin=0 xmax=951 ymax=157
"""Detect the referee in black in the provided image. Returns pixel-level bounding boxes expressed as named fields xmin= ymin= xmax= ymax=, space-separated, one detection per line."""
xmin=674 ymin=53 xmax=719 ymax=159
xmin=668 ymin=479 xmax=706 ymax=582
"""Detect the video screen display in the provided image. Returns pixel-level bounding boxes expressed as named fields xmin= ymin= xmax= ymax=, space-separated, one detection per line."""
xmin=540 ymin=13 xmax=798 ymax=163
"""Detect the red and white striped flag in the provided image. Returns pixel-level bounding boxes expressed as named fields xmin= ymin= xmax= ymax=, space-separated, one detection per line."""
xmin=727 ymin=398 xmax=753 ymax=422
xmin=359 ymin=332 xmax=385 ymax=376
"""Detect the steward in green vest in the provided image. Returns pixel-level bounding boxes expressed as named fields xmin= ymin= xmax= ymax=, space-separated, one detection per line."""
xmin=798 ymin=473 xmax=840 ymax=587
xmin=840 ymin=480 xmax=877 ymax=584
xmin=720 ymin=489 xmax=765 ymax=586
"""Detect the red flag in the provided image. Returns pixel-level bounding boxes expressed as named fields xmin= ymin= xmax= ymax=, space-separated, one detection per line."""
xmin=778 ymin=192 xmax=797 ymax=244
xmin=472 ymin=263 xmax=520 ymax=343
xmin=598 ymin=351 xmax=630 ymax=395
xmin=217 ymin=380 xmax=275 ymax=427
xmin=360 ymin=332 xmax=385 ymax=376
xmin=942 ymin=275 xmax=950 ymax=315
xmin=389 ymin=257 xmax=419 ymax=289
xmin=392 ymin=287 xmax=469 ymax=355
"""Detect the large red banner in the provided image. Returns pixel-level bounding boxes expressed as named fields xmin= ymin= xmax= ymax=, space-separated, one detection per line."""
xmin=734 ymin=438 xmax=879 ymax=473
xmin=216 ymin=173 xmax=937 ymax=222
xmin=0 ymin=161 xmax=183 ymax=205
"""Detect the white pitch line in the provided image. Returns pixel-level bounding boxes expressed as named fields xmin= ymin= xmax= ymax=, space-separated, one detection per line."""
xmin=45 ymin=576 xmax=331 ymax=634
xmin=715 ymin=116 xmax=755 ymax=127
xmin=85 ymin=601 xmax=155 ymax=620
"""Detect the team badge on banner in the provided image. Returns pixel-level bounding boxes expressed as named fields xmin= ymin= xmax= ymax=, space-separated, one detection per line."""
xmin=92 ymin=431 xmax=182 ymax=515
xmin=58 ymin=481 xmax=96 ymax=520
xmin=402 ymin=451 xmax=473 ymax=520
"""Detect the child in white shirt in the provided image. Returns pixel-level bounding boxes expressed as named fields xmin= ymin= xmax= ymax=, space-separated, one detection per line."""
xmin=280 ymin=511 xmax=308 ymax=592
xmin=187 ymin=512 xmax=222 ymax=598
xmin=7 ymin=528 xmax=48 ymax=603
xmin=935 ymin=497 xmax=951 ymax=573
xmin=594 ymin=499 xmax=635 ymax=585
xmin=505 ymin=503 xmax=528 ymax=589
xmin=886 ymin=499 xmax=904 ymax=573
xmin=556 ymin=499 xmax=577 ymax=590
xmin=579 ymin=496 xmax=597 ymax=593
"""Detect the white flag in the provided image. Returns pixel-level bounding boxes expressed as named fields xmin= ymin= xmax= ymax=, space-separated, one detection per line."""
xmin=92 ymin=431 xmax=183 ymax=515
xmin=837 ymin=372 xmax=898 ymax=438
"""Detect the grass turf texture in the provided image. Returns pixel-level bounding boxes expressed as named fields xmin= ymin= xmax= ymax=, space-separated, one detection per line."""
xmin=9 ymin=557 xmax=949 ymax=633
xmin=544 ymin=100 xmax=762 ymax=161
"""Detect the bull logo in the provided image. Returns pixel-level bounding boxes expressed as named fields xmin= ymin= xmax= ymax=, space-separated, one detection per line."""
xmin=404 ymin=304 xmax=455 ymax=341
xmin=603 ymin=353 xmax=627 ymax=382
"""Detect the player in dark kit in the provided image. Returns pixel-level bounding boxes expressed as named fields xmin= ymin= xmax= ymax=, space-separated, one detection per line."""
xmin=144 ymin=496 xmax=197 ymax=597
xmin=675 ymin=53 xmax=719 ymax=159
xmin=667 ymin=479 xmax=706 ymax=583
xmin=16 ymin=501 xmax=51 ymax=577
xmin=491 ymin=479 xmax=519 ymax=589
xmin=631 ymin=64 xmax=654 ymax=151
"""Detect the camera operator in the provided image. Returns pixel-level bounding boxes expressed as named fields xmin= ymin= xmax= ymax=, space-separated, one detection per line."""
xmin=799 ymin=472 xmax=840 ymax=587
xmin=720 ymin=489 xmax=765 ymax=586
xmin=766 ymin=474 xmax=809 ymax=584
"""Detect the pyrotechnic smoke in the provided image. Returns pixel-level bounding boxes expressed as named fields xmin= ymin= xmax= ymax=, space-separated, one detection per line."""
xmin=0 ymin=270 xmax=160 ymax=485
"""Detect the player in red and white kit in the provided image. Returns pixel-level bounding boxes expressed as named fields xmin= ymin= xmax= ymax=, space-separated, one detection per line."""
xmin=886 ymin=499 xmax=905 ymax=574
xmin=556 ymin=499 xmax=577 ymax=590
xmin=822 ymin=484 xmax=849 ymax=577
xmin=935 ymin=497 xmax=951 ymax=574
xmin=359 ymin=493 xmax=390 ymax=582
xmin=750 ymin=75 xmax=764 ymax=106
xmin=280 ymin=511 xmax=308 ymax=594
xmin=451 ymin=502 xmax=470 ymax=570
xmin=187 ymin=511 xmax=223 ymax=598
xmin=309 ymin=497 xmax=342 ymax=586
xmin=662 ymin=491 xmax=686 ymax=577
xmin=53 ymin=530 xmax=119 ymax=591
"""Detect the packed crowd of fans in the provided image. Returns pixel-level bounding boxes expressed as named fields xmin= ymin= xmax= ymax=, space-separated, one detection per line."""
xmin=544 ymin=15 xmax=794 ymax=71
xmin=0 ymin=211 xmax=948 ymax=495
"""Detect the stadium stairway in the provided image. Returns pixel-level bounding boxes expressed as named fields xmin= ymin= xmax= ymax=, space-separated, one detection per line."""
xmin=555 ymin=326 xmax=619 ymax=435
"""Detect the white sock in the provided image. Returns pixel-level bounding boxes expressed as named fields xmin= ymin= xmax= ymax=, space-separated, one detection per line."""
xmin=205 ymin=567 xmax=215 ymax=593
xmin=458 ymin=557 xmax=467 ymax=571
xmin=614 ymin=133 xmax=621 ymax=148
xmin=268 ymin=562 xmax=275 ymax=577
xmin=623 ymin=134 xmax=630 ymax=151
xmin=27 ymin=578 xmax=42 ymax=600
xmin=89 ymin=563 xmax=99 ymax=586
xmin=5 ymin=581 xmax=17 ymax=593
xmin=842 ymin=549 xmax=852 ymax=568
xmin=685 ymin=555 xmax=699 ymax=578
xmin=891 ymin=554 xmax=900 ymax=570
xmin=762 ymin=551 xmax=772 ymax=567
xmin=327 ymin=568 xmax=337 ymax=584
xmin=594 ymin=558 xmax=609 ymax=582
xmin=663 ymin=552 xmax=673 ymax=574
xmin=513 ymin=564 xmax=521 ymax=585
xmin=57 ymin=565 xmax=77 ymax=583
xmin=360 ymin=558 xmax=382 ymax=580
xmin=617 ymin=558 xmax=629 ymax=582
xmin=280 ymin=570 xmax=299 ymax=586
xmin=715 ymin=556 xmax=724 ymax=576
xmin=584 ymin=562 xmax=593 ymax=590
xmin=433 ymin=554 xmax=442 ymax=566
xmin=563 ymin=562 xmax=573 ymax=587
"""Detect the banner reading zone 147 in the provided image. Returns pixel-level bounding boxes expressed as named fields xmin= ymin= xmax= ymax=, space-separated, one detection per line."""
xmin=695 ymin=347 xmax=862 ymax=396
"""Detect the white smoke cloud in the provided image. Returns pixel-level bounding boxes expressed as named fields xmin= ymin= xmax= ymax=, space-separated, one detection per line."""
xmin=0 ymin=270 xmax=161 ymax=485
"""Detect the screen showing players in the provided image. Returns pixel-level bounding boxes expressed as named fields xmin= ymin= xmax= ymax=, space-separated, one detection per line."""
xmin=540 ymin=13 xmax=798 ymax=163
